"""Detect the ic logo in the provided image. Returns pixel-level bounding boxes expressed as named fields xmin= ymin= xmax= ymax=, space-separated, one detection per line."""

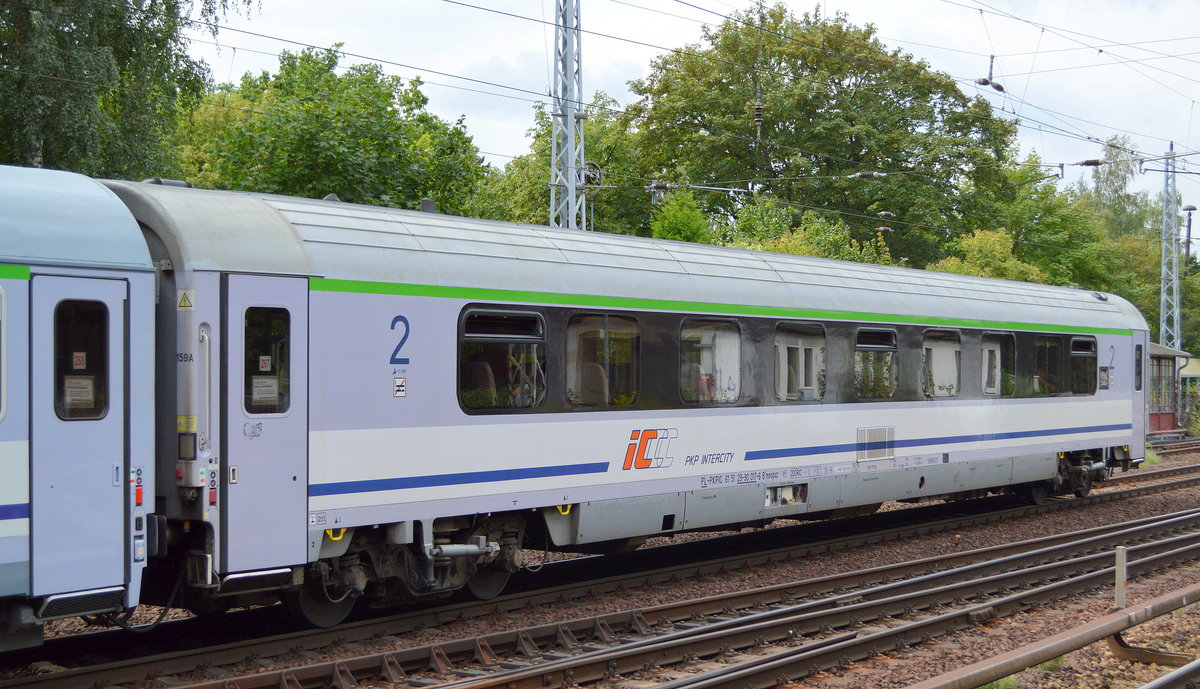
xmin=622 ymin=428 xmax=678 ymax=470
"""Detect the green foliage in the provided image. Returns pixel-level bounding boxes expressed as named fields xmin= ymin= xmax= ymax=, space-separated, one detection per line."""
xmin=465 ymin=94 xmax=653 ymax=234
xmin=0 ymin=0 xmax=249 ymax=177
xmin=175 ymin=47 xmax=486 ymax=214
xmin=729 ymin=193 xmax=794 ymax=242
xmin=926 ymin=228 xmax=1047 ymax=283
xmin=1075 ymin=135 xmax=1158 ymax=239
xmin=626 ymin=2 xmax=1017 ymax=265
xmin=651 ymin=190 xmax=711 ymax=242
xmin=1038 ymin=656 xmax=1064 ymax=672
xmin=987 ymin=156 xmax=1117 ymax=288
xmin=731 ymin=211 xmax=894 ymax=264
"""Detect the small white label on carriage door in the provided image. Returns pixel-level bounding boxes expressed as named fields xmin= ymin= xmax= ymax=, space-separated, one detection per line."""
xmin=258 ymin=356 xmax=271 ymax=372
xmin=72 ymin=352 xmax=86 ymax=370
xmin=393 ymin=378 xmax=406 ymax=397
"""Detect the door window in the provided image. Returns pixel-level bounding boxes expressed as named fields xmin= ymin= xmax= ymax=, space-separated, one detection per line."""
xmin=54 ymin=300 xmax=109 ymax=420
xmin=245 ymin=307 xmax=291 ymax=414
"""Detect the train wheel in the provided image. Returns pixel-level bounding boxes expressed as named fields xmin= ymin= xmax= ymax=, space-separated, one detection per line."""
xmin=1023 ymin=482 xmax=1049 ymax=505
xmin=465 ymin=566 xmax=510 ymax=600
xmin=284 ymin=580 xmax=356 ymax=628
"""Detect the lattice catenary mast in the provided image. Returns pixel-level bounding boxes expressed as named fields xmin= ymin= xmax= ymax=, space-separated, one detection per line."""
xmin=1160 ymin=144 xmax=1181 ymax=350
xmin=550 ymin=0 xmax=587 ymax=230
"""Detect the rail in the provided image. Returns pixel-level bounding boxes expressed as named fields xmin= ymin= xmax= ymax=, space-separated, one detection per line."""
xmin=9 ymin=469 xmax=1200 ymax=689
xmin=909 ymin=582 xmax=1200 ymax=689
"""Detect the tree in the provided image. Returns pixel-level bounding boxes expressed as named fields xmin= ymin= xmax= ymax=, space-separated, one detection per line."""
xmin=1076 ymin=135 xmax=1157 ymax=239
xmin=650 ymin=189 xmax=711 ymax=243
xmin=0 ymin=0 xmax=248 ymax=177
xmin=176 ymin=47 xmax=486 ymax=214
xmin=725 ymin=192 xmax=793 ymax=243
xmin=926 ymin=229 xmax=1046 ymax=283
xmin=990 ymin=157 xmax=1115 ymax=288
xmin=732 ymin=210 xmax=894 ymax=264
xmin=625 ymin=2 xmax=1017 ymax=266
xmin=466 ymin=95 xmax=654 ymax=235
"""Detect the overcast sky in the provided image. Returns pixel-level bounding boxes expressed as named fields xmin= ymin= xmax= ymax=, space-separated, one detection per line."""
xmin=186 ymin=0 xmax=1200 ymax=200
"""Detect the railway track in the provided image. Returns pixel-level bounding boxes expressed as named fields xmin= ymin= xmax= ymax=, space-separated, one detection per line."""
xmin=186 ymin=505 xmax=1200 ymax=689
xmin=7 ymin=466 xmax=1200 ymax=689
xmin=1153 ymin=440 xmax=1200 ymax=457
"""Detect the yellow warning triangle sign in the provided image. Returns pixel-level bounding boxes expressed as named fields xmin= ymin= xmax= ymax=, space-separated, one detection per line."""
xmin=178 ymin=292 xmax=193 ymax=309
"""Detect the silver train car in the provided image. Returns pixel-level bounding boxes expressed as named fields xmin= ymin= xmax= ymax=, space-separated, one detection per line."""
xmin=0 ymin=164 xmax=1148 ymax=647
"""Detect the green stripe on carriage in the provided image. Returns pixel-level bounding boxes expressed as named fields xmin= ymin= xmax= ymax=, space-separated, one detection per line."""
xmin=0 ymin=265 xmax=31 ymax=280
xmin=309 ymin=277 xmax=1134 ymax=336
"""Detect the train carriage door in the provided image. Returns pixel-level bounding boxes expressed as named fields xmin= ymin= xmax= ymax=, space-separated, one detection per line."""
xmin=222 ymin=275 xmax=308 ymax=572
xmin=30 ymin=276 xmax=128 ymax=596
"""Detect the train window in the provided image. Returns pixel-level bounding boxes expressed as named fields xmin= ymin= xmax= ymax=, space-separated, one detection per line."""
xmin=681 ymin=320 xmax=741 ymax=404
xmin=982 ymin=333 xmax=1016 ymax=396
xmin=54 ymin=300 xmax=109 ymax=420
xmin=459 ymin=311 xmax=546 ymax=411
xmin=854 ymin=329 xmax=897 ymax=399
xmin=774 ymin=323 xmax=825 ymax=401
xmin=567 ymin=314 xmax=639 ymax=406
xmin=1069 ymin=337 xmax=1098 ymax=395
xmin=244 ymin=307 xmax=291 ymax=414
xmin=922 ymin=330 xmax=961 ymax=397
xmin=1135 ymin=344 xmax=1143 ymax=391
xmin=1033 ymin=336 xmax=1063 ymax=395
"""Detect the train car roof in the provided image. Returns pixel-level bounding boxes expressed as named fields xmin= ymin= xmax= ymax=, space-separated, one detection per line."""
xmin=102 ymin=180 xmax=1149 ymax=334
xmin=0 ymin=165 xmax=152 ymax=272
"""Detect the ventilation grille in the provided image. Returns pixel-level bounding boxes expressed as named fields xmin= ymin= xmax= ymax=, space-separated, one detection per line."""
xmin=856 ymin=426 xmax=895 ymax=461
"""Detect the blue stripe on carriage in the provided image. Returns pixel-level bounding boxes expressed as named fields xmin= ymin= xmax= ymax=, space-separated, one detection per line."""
xmin=309 ymin=462 xmax=612 ymax=497
xmin=0 ymin=504 xmax=29 ymax=521
xmin=744 ymin=423 xmax=1134 ymax=461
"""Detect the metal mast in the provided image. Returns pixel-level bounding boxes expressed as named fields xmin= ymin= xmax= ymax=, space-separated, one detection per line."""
xmin=550 ymin=0 xmax=587 ymax=230
xmin=1161 ymin=144 xmax=1181 ymax=349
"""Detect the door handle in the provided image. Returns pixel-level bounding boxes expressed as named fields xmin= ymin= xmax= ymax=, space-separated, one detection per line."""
xmin=229 ymin=466 xmax=239 ymax=484
xmin=199 ymin=325 xmax=211 ymax=452
xmin=113 ymin=464 xmax=122 ymax=487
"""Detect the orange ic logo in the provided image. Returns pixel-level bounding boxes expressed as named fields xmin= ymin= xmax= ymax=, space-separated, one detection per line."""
xmin=622 ymin=428 xmax=678 ymax=470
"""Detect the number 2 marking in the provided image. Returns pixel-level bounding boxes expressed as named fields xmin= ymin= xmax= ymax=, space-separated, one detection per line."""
xmin=390 ymin=315 xmax=411 ymax=365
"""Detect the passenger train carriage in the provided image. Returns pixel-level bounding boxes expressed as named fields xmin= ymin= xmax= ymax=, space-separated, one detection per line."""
xmin=0 ymin=164 xmax=1148 ymax=647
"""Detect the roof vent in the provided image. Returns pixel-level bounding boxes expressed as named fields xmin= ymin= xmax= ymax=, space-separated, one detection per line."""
xmin=141 ymin=177 xmax=193 ymax=188
xmin=1092 ymin=292 xmax=1109 ymax=302
xmin=420 ymin=198 xmax=437 ymax=213
xmin=323 ymin=193 xmax=341 ymax=202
